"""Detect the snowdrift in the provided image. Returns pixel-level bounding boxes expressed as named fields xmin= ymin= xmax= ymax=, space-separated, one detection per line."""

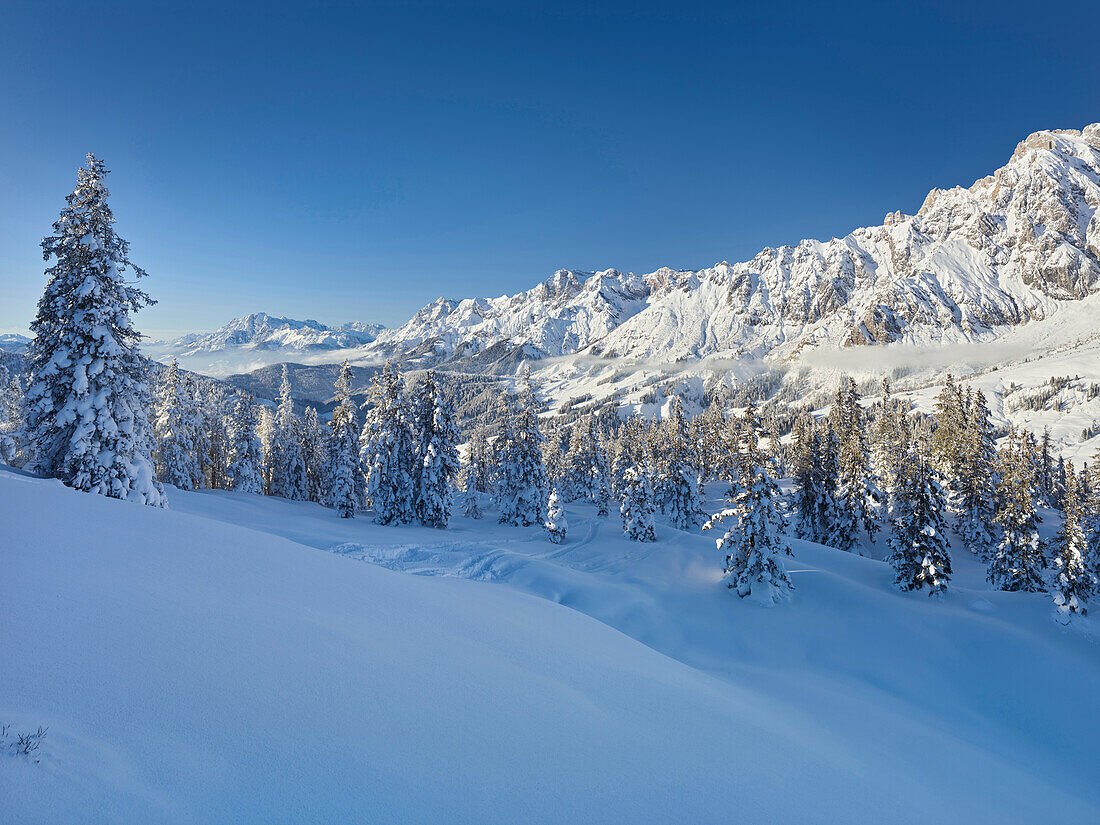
xmin=2 ymin=469 xmax=1098 ymax=823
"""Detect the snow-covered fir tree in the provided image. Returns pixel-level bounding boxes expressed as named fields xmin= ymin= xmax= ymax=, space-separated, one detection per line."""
xmin=496 ymin=373 xmax=548 ymax=527
xmin=0 ymin=366 xmax=25 ymax=467
xmin=195 ymin=385 xmax=229 ymax=491
xmin=829 ymin=377 xmax=879 ymax=550
xmin=23 ymin=155 xmax=164 ymax=506
xmin=659 ymin=398 xmax=704 ymax=530
xmin=791 ymin=415 xmax=839 ymax=545
xmin=301 ymin=406 xmax=328 ymax=503
xmin=929 ymin=375 xmax=967 ymax=516
xmin=887 ymin=446 xmax=951 ymax=595
xmin=870 ymin=379 xmax=908 ymax=514
xmin=226 ymin=397 xmax=264 ymax=495
xmin=703 ymin=405 xmax=792 ymax=602
xmin=564 ymin=414 xmax=602 ymax=502
xmin=988 ymin=428 xmax=1046 ymax=592
xmin=545 ymin=487 xmax=568 ymax=543
xmin=956 ymin=388 xmax=998 ymax=558
xmin=594 ymin=467 xmax=611 ymax=517
xmin=327 ymin=361 xmax=361 ymax=518
xmin=153 ymin=359 xmax=202 ymax=490
xmin=620 ymin=465 xmax=656 ymax=542
xmin=1048 ymin=462 xmax=1094 ymax=619
xmin=268 ymin=366 xmax=308 ymax=500
xmin=462 ymin=465 xmax=483 ymax=519
xmin=360 ymin=362 xmax=417 ymax=524
xmin=257 ymin=405 xmax=277 ymax=493
xmin=465 ymin=426 xmax=492 ymax=493
xmin=412 ymin=372 xmax=460 ymax=528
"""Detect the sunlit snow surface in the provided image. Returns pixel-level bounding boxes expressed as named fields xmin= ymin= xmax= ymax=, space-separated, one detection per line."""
xmin=2 ymin=469 xmax=1098 ymax=823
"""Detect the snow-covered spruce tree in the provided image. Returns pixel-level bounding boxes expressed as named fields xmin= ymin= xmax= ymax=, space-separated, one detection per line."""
xmin=620 ymin=465 xmax=656 ymax=542
xmin=1036 ymin=428 xmax=1056 ymax=507
xmin=988 ymin=429 xmax=1045 ymax=592
xmin=195 ymin=385 xmax=229 ymax=491
xmin=360 ymin=362 xmax=417 ymax=525
xmin=545 ymin=487 xmax=568 ymax=543
xmin=660 ymin=398 xmax=704 ymax=530
xmin=497 ymin=373 xmax=548 ymax=527
xmin=956 ymin=388 xmax=998 ymax=558
xmin=328 ymin=361 xmax=361 ymax=518
xmin=153 ymin=359 xmax=202 ymax=489
xmin=301 ymin=406 xmax=328 ymax=503
xmin=703 ymin=405 xmax=791 ymax=602
xmin=790 ymin=415 xmax=839 ymax=545
xmin=465 ymin=427 xmax=493 ymax=494
xmin=870 ymin=377 xmax=910 ymax=515
xmin=257 ymin=406 xmax=277 ymax=493
xmin=226 ymin=397 xmax=264 ymax=495
xmin=1048 ymin=463 xmax=1094 ymax=619
xmin=23 ymin=155 xmax=164 ymax=505
xmin=887 ymin=447 xmax=951 ymax=595
xmin=564 ymin=414 xmax=601 ymax=502
xmin=930 ymin=374 xmax=967 ymax=516
xmin=612 ymin=411 xmax=646 ymax=495
xmin=0 ymin=366 xmax=25 ymax=466
xmin=594 ymin=467 xmax=611 ymax=517
xmin=462 ymin=465 xmax=483 ymax=519
xmin=1086 ymin=448 xmax=1100 ymax=589
xmin=267 ymin=365 xmax=308 ymax=500
xmin=412 ymin=372 xmax=460 ymax=528
xmin=829 ymin=376 xmax=879 ymax=549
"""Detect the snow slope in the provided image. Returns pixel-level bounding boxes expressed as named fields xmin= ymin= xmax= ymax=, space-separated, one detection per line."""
xmin=3 ymin=469 xmax=1098 ymax=823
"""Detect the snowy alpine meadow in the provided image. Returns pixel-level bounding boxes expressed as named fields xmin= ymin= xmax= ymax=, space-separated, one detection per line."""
xmin=4 ymin=130 xmax=1100 ymax=823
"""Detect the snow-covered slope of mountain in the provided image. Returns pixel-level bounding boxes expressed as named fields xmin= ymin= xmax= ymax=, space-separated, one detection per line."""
xmin=586 ymin=124 xmax=1100 ymax=362
xmin=144 ymin=313 xmax=384 ymax=375
xmin=366 ymin=267 xmax=693 ymax=366
xmin=351 ymin=124 xmax=1098 ymax=370
xmin=4 ymin=469 xmax=1098 ymax=823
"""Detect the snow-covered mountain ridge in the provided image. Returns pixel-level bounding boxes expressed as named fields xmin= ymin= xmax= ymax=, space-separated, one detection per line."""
xmin=144 ymin=313 xmax=385 ymax=375
xmin=357 ymin=123 xmax=1100 ymax=367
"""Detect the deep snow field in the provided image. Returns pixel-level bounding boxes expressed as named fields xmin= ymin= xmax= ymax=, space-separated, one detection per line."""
xmin=2 ymin=467 xmax=1098 ymax=824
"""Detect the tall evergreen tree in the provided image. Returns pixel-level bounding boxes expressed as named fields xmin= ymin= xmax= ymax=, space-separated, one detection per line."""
xmin=412 ymin=372 xmax=460 ymax=528
xmin=226 ymin=397 xmax=264 ymax=495
xmin=870 ymin=377 xmax=909 ymax=514
xmin=496 ymin=374 xmax=548 ymax=527
xmin=988 ymin=429 xmax=1045 ymax=592
xmin=360 ymin=362 xmax=417 ymax=524
xmin=620 ymin=464 xmax=656 ymax=542
xmin=268 ymin=366 xmax=308 ymax=500
xmin=0 ymin=366 xmax=23 ymax=466
xmin=930 ymin=374 xmax=968 ymax=518
xmin=659 ymin=398 xmax=704 ymax=530
xmin=328 ymin=361 xmax=361 ymax=518
xmin=545 ymin=487 xmax=568 ymax=543
xmin=956 ymin=388 xmax=998 ymax=558
xmin=461 ymin=464 xmax=483 ymax=519
xmin=829 ymin=377 xmax=879 ymax=549
xmin=153 ymin=359 xmax=202 ymax=490
xmin=887 ymin=447 xmax=951 ymax=595
xmin=704 ymin=405 xmax=792 ymax=602
xmin=23 ymin=154 xmax=164 ymax=506
xmin=1049 ymin=462 xmax=1094 ymax=619
xmin=301 ymin=406 xmax=328 ymax=503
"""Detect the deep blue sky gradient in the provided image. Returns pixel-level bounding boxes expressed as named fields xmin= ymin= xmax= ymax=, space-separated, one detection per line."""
xmin=2 ymin=0 xmax=1098 ymax=335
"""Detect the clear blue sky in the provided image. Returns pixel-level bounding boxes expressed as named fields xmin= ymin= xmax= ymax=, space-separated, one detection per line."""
xmin=2 ymin=0 xmax=1098 ymax=336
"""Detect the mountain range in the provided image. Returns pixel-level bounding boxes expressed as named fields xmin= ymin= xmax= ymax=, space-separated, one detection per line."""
xmin=149 ymin=123 xmax=1100 ymax=459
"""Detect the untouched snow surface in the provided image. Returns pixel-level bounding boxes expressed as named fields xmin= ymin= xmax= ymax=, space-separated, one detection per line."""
xmin=2 ymin=469 xmax=1099 ymax=823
